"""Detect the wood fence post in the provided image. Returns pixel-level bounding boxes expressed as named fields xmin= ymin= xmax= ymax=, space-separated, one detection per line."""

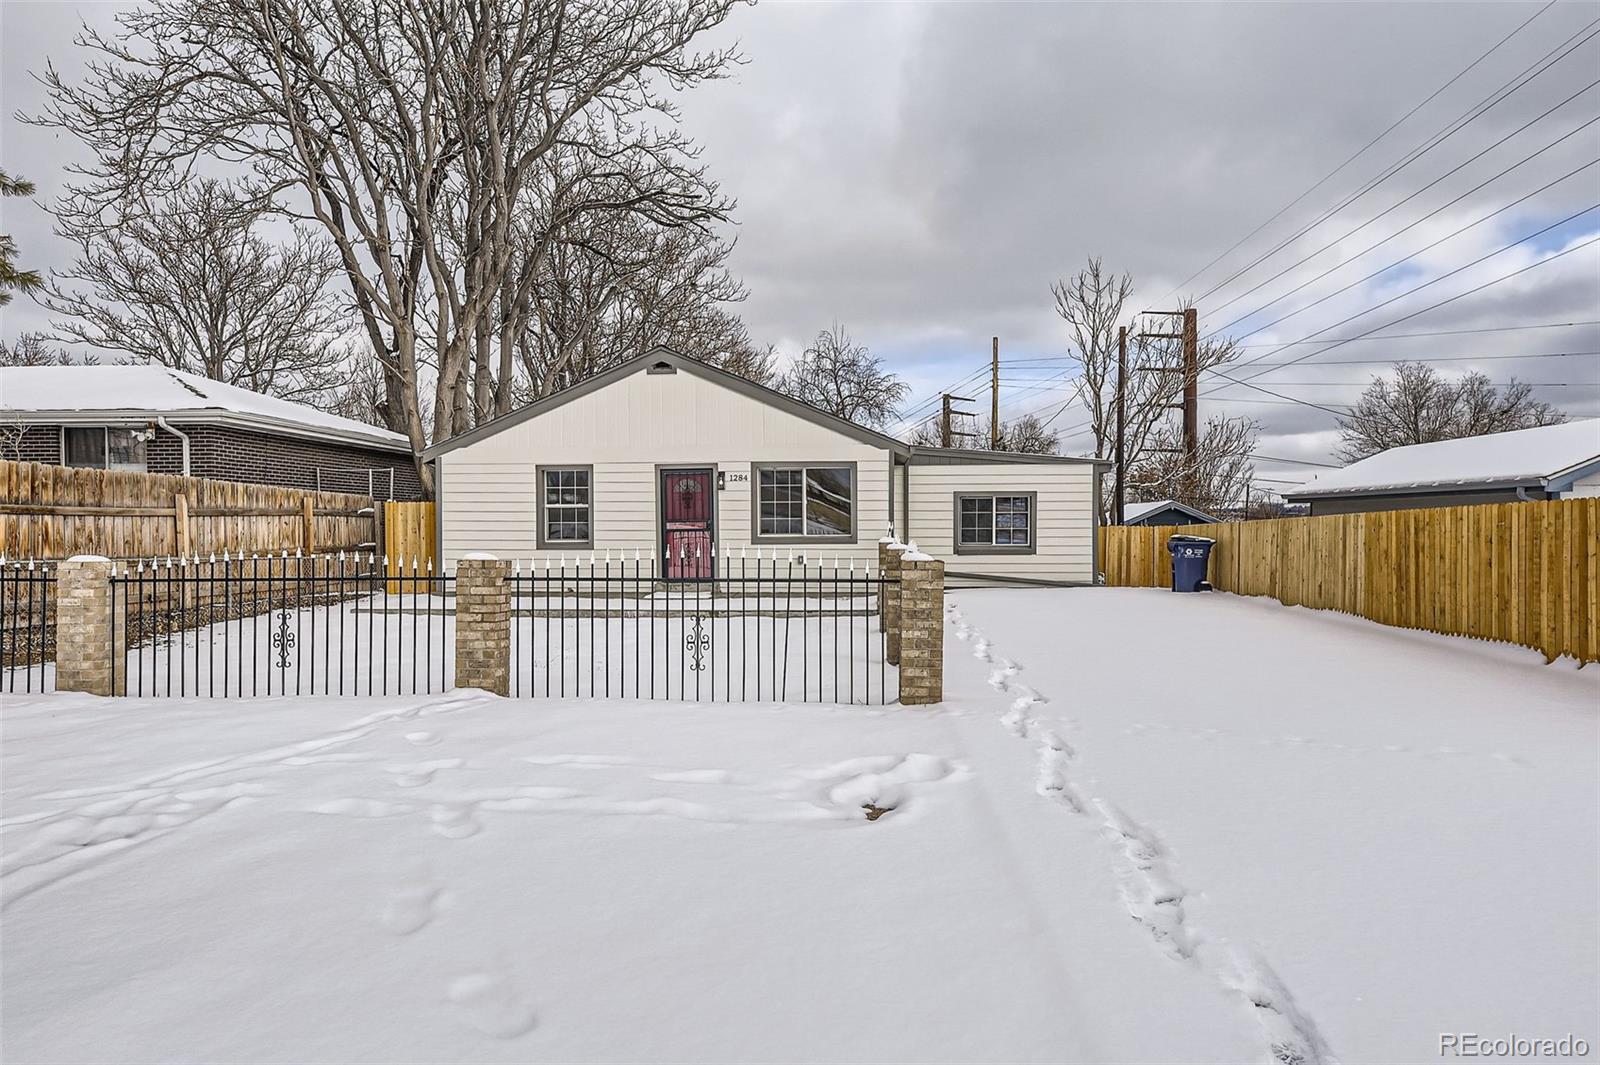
xmin=302 ymin=498 xmax=316 ymax=555
xmin=174 ymin=493 xmax=190 ymax=558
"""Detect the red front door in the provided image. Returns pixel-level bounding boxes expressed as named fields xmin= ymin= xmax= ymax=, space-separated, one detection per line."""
xmin=662 ymin=468 xmax=714 ymax=578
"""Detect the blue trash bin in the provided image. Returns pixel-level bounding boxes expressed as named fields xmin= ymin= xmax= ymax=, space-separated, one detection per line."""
xmin=1167 ymin=534 xmax=1215 ymax=593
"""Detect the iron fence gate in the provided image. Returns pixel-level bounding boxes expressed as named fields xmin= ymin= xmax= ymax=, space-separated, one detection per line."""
xmin=110 ymin=554 xmax=454 ymax=697
xmin=507 ymin=552 xmax=898 ymax=704
xmin=1 ymin=559 xmax=55 ymax=693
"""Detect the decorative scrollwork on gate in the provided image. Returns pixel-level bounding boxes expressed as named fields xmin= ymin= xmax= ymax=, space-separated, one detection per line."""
xmin=685 ymin=614 xmax=709 ymax=672
xmin=272 ymin=609 xmax=297 ymax=668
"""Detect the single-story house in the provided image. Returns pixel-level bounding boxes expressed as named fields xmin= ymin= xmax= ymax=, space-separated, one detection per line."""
xmin=1284 ymin=419 xmax=1600 ymax=515
xmin=0 ymin=365 xmax=425 ymax=499
xmin=422 ymin=348 xmax=1109 ymax=584
xmin=1122 ymin=498 xmax=1221 ymax=526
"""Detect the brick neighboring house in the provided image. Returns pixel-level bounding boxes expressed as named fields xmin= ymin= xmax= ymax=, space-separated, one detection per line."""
xmin=0 ymin=365 xmax=426 ymax=500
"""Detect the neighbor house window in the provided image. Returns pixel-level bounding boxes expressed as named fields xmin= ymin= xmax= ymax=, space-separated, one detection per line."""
xmin=539 ymin=467 xmax=592 ymax=547
xmin=62 ymin=427 xmax=147 ymax=472
xmin=955 ymin=493 xmax=1034 ymax=553
xmin=755 ymin=464 xmax=855 ymax=539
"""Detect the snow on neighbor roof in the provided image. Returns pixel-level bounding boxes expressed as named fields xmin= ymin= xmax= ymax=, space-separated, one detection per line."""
xmin=1286 ymin=419 xmax=1600 ymax=499
xmin=1122 ymin=499 xmax=1221 ymax=524
xmin=0 ymin=365 xmax=410 ymax=452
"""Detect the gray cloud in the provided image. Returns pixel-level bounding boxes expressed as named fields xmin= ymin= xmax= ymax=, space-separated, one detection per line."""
xmin=4 ymin=0 xmax=1598 ymax=488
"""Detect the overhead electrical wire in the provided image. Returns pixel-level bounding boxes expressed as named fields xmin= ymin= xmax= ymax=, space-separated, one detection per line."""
xmin=1160 ymin=0 xmax=1560 ymax=303
xmin=1192 ymin=15 xmax=1600 ymax=309
xmin=1201 ymin=129 xmax=1600 ymax=341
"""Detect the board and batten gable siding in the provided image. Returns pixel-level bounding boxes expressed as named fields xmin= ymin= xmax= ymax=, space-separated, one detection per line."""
xmin=438 ymin=367 xmax=894 ymax=566
xmin=905 ymin=461 xmax=1096 ymax=583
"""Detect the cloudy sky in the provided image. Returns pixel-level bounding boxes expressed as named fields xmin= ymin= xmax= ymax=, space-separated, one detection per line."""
xmin=3 ymin=0 xmax=1598 ymax=494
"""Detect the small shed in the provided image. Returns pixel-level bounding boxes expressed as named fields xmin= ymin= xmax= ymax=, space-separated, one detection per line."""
xmin=1284 ymin=420 xmax=1600 ymax=515
xmin=1122 ymin=499 xmax=1221 ymax=527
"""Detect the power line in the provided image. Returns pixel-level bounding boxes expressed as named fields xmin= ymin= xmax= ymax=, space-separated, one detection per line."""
xmin=1202 ymin=131 xmax=1600 ymax=343
xmin=1213 ymin=379 xmax=1597 ymax=387
xmin=1194 ymin=17 xmax=1600 ymax=310
xmin=1244 ymin=350 xmax=1600 ymax=366
xmin=1217 ymin=204 xmax=1600 ymax=385
xmin=1232 ymin=320 xmax=1600 ymax=347
xmin=1160 ymin=0 xmax=1560 ymax=303
xmin=1254 ymin=454 xmax=1342 ymax=468
xmin=1049 ymin=233 xmax=1600 ymax=444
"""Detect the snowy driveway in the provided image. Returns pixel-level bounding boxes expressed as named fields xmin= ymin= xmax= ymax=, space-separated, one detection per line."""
xmin=948 ymin=587 xmax=1599 ymax=1064
xmin=2 ymin=588 xmax=1596 ymax=1063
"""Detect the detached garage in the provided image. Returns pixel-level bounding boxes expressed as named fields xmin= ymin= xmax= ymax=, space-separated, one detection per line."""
xmin=423 ymin=348 xmax=1106 ymax=584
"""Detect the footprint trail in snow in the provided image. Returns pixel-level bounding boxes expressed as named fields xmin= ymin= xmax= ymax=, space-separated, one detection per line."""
xmin=945 ymin=599 xmax=1335 ymax=1065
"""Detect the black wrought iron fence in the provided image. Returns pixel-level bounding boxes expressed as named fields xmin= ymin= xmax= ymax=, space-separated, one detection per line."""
xmin=1 ymin=559 xmax=55 ymax=693
xmin=507 ymin=551 xmax=898 ymax=704
xmin=110 ymin=554 xmax=454 ymax=697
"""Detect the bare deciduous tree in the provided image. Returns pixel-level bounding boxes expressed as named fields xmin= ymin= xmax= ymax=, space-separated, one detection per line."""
xmin=513 ymin=216 xmax=765 ymax=402
xmin=0 ymin=170 xmax=41 ymax=307
xmin=777 ymin=326 xmax=909 ymax=430
xmin=1336 ymin=362 xmax=1567 ymax=462
xmin=1053 ymin=258 xmax=1249 ymax=515
xmin=40 ymin=180 xmax=344 ymax=399
xmin=1129 ymin=414 xmax=1258 ymax=514
xmin=1052 ymin=257 xmax=1132 ymax=459
xmin=0 ymin=332 xmax=80 ymax=367
xmin=36 ymin=0 xmax=743 ymax=489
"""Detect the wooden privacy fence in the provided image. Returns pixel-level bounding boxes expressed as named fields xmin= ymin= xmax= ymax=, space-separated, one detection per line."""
xmin=0 ymin=460 xmax=379 ymax=560
xmin=384 ymin=501 xmax=437 ymax=592
xmin=1099 ymin=498 xmax=1599 ymax=664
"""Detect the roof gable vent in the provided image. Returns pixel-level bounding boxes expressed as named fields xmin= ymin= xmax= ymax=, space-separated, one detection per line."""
xmin=647 ymin=360 xmax=677 ymax=374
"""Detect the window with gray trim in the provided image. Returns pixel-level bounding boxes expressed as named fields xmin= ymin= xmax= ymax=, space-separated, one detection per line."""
xmin=542 ymin=468 xmax=592 ymax=543
xmin=958 ymin=494 xmax=1032 ymax=547
xmin=757 ymin=465 xmax=854 ymax=537
xmin=63 ymin=427 xmax=147 ymax=472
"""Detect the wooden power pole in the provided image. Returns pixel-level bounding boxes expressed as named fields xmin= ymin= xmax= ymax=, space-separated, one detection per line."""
xmin=1181 ymin=307 xmax=1199 ymax=467
xmin=941 ymin=393 xmax=979 ymax=449
xmin=1114 ymin=326 xmax=1127 ymax=526
xmin=1140 ymin=307 xmax=1201 ymax=499
xmin=990 ymin=336 xmax=1001 ymax=450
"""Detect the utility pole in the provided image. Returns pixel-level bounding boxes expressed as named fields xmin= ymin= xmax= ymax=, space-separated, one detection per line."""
xmin=1114 ymin=326 xmax=1127 ymax=526
xmin=940 ymin=393 xmax=979 ymax=449
xmin=1181 ymin=307 xmax=1199 ymax=468
xmin=1140 ymin=307 xmax=1201 ymax=499
xmin=990 ymin=336 xmax=1001 ymax=450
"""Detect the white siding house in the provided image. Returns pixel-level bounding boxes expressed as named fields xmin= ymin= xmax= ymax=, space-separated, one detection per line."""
xmin=425 ymin=349 xmax=1106 ymax=583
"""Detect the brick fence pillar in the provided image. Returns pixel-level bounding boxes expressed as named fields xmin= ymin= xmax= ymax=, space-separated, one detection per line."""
xmin=55 ymin=556 xmax=125 ymax=696
xmin=876 ymin=529 xmax=898 ymax=631
xmin=454 ymin=554 xmax=510 ymax=696
xmin=881 ymin=540 xmax=904 ymax=664
xmin=897 ymin=547 xmax=944 ymax=706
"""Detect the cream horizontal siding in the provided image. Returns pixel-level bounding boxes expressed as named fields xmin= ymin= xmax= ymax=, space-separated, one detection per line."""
xmin=904 ymin=462 xmax=1097 ymax=583
xmin=439 ymin=368 xmax=894 ymax=568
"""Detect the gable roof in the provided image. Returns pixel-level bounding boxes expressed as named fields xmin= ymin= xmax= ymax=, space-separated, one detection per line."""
xmin=423 ymin=348 xmax=913 ymax=461
xmin=1284 ymin=419 xmax=1600 ymax=500
xmin=423 ymin=348 xmax=1116 ymax=465
xmin=0 ymin=365 xmax=410 ymax=453
xmin=1123 ymin=498 xmax=1221 ymax=524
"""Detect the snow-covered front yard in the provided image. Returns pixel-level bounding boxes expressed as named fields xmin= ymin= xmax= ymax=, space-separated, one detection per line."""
xmin=2 ymin=589 xmax=1595 ymax=1063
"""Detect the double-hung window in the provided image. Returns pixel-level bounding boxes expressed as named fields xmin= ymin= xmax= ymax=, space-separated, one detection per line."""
xmin=755 ymin=464 xmax=855 ymax=540
xmin=955 ymin=493 xmax=1035 ymax=553
xmin=538 ymin=466 xmax=592 ymax=547
xmin=62 ymin=427 xmax=147 ymax=472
